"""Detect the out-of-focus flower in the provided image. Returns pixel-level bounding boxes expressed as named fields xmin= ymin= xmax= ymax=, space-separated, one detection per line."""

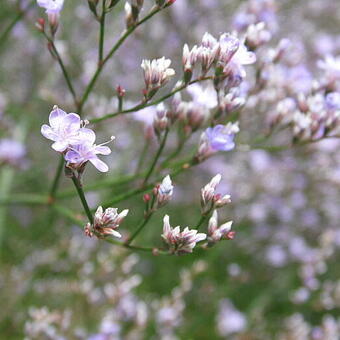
xmin=187 ymin=83 xmax=217 ymax=109
xmin=207 ymin=210 xmax=233 ymax=244
xmin=0 ymin=139 xmax=27 ymax=168
xmin=197 ymin=123 xmax=239 ymax=161
xmin=245 ymin=22 xmax=272 ymax=49
xmin=161 ymin=215 xmax=206 ymax=254
xmin=41 ymin=106 xmax=83 ymax=152
xmin=217 ymin=299 xmax=247 ymax=336
xmin=318 ymin=55 xmax=340 ymax=83
xmin=86 ymin=206 xmax=129 ymax=238
xmin=156 ymin=175 xmax=173 ymax=207
xmin=37 ymin=0 xmax=64 ymax=14
xmin=65 ymin=133 xmax=113 ymax=173
xmin=325 ymin=92 xmax=340 ymax=111
xmin=141 ymin=57 xmax=175 ymax=93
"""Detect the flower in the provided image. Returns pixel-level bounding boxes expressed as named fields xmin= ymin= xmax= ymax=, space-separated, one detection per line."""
xmin=64 ymin=131 xmax=113 ymax=173
xmin=207 ymin=210 xmax=233 ymax=244
xmin=197 ymin=123 xmax=239 ymax=161
xmin=205 ymin=123 xmax=239 ymax=151
xmin=87 ymin=206 xmax=129 ymax=238
xmin=187 ymin=83 xmax=218 ymax=109
xmin=0 ymin=139 xmax=27 ymax=167
xmin=37 ymin=0 xmax=64 ymax=14
xmin=41 ymin=106 xmax=83 ymax=152
xmin=161 ymin=215 xmax=206 ymax=255
xmin=41 ymin=105 xmax=114 ymax=173
xmin=318 ymin=55 xmax=340 ymax=82
xmin=141 ymin=57 xmax=175 ymax=91
xmin=156 ymin=175 xmax=173 ymax=207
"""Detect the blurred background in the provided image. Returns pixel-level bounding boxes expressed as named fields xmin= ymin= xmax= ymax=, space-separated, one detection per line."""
xmin=0 ymin=0 xmax=340 ymax=339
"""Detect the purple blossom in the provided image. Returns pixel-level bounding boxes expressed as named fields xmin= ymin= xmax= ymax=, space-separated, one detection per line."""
xmin=325 ymin=92 xmax=340 ymax=111
xmin=41 ymin=106 xmax=83 ymax=152
xmin=0 ymin=139 xmax=26 ymax=167
xmin=64 ymin=129 xmax=112 ymax=173
xmin=37 ymin=0 xmax=64 ymax=14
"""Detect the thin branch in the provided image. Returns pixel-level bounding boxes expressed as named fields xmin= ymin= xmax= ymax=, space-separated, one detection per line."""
xmin=78 ymin=5 xmax=166 ymax=114
xmin=90 ymin=77 xmax=213 ymax=123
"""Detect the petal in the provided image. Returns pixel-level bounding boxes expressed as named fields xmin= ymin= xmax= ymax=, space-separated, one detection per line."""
xmin=76 ymin=128 xmax=96 ymax=144
xmin=89 ymin=157 xmax=109 ymax=172
xmin=95 ymin=145 xmax=111 ymax=155
xmin=52 ymin=141 xmax=68 ymax=152
xmin=62 ymin=113 xmax=81 ymax=133
xmin=41 ymin=124 xmax=57 ymax=141
xmin=49 ymin=106 xmax=67 ymax=128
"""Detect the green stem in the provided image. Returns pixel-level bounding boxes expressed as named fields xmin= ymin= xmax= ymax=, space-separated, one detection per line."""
xmin=71 ymin=175 xmax=93 ymax=224
xmin=98 ymin=0 xmax=106 ymax=63
xmin=125 ymin=212 xmax=153 ymax=245
xmin=78 ymin=5 xmax=164 ymax=114
xmin=134 ymin=140 xmax=150 ymax=175
xmin=48 ymin=155 xmax=64 ymax=202
xmin=143 ymin=129 xmax=169 ymax=185
xmin=194 ymin=215 xmax=207 ymax=230
xmin=44 ymin=33 xmax=78 ymax=106
xmin=91 ymin=77 xmax=213 ymax=123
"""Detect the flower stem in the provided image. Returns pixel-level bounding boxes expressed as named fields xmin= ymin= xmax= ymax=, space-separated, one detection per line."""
xmin=143 ymin=128 xmax=169 ymax=185
xmin=0 ymin=0 xmax=34 ymax=49
xmin=71 ymin=174 xmax=93 ymax=224
xmin=48 ymin=155 xmax=64 ymax=203
xmin=44 ymin=33 xmax=78 ymax=106
xmin=125 ymin=212 xmax=153 ymax=245
xmin=78 ymin=5 xmax=164 ymax=114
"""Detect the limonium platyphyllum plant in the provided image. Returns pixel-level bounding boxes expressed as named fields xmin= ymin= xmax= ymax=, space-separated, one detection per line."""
xmin=2 ymin=0 xmax=340 ymax=338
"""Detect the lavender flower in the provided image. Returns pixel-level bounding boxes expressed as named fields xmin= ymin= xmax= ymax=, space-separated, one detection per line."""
xmin=325 ymin=92 xmax=340 ymax=111
xmin=37 ymin=0 xmax=64 ymax=14
xmin=41 ymin=105 xmax=113 ymax=173
xmin=161 ymin=215 xmax=206 ymax=255
xmin=41 ymin=106 xmax=83 ymax=152
xmin=64 ymin=132 xmax=113 ymax=173
xmin=197 ymin=123 xmax=239 ymax=160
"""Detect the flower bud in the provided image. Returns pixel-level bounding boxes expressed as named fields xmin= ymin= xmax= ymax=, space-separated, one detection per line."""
xmin=156 ymin=175 xmax=173 ymax=208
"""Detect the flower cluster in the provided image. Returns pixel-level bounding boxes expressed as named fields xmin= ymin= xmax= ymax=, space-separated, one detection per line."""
xmin=85 ymin=206 xmax=129 ymax=238
xmin=182 ymin=32 xmax=256 ymax=84
xmin=37 ymin=0 xmax=64 ymax=14
xmin=161 ymin=215 xmax=206 ymax=255
xmin=141 ymin=57 xmax=175 ymax=96
xmin=155 ymin=175 xmax=174 ymax=208
xmin=41 ymin=106 xmax=113 ymax=173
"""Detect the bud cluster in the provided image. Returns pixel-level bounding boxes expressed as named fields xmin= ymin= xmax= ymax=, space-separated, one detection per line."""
xmin=141 ymin=57 xmax=175 ymax=98
xmin=207 ymin=210 xmax=234 ymax=245
xmin=85 ymin=206 xmax=129 ymax=238
xmin=161 ymin=215 xmax=206 ymax=255
xmin=200 ymin=174 xmax=231 ymax=214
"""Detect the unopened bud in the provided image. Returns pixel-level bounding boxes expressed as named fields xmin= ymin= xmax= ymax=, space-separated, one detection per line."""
xmin=35 ymin=18 xmax=45 ymax=32
xmin=143 ymin=193 xmax=151 ymax=203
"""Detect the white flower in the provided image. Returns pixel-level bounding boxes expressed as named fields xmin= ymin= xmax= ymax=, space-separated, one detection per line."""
xmin=208 ymin=210 xmax=233 ymax=243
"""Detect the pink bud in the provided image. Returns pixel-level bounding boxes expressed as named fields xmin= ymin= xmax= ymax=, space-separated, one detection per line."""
xmin=143 ymin=193 xmax=151 ymax=203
